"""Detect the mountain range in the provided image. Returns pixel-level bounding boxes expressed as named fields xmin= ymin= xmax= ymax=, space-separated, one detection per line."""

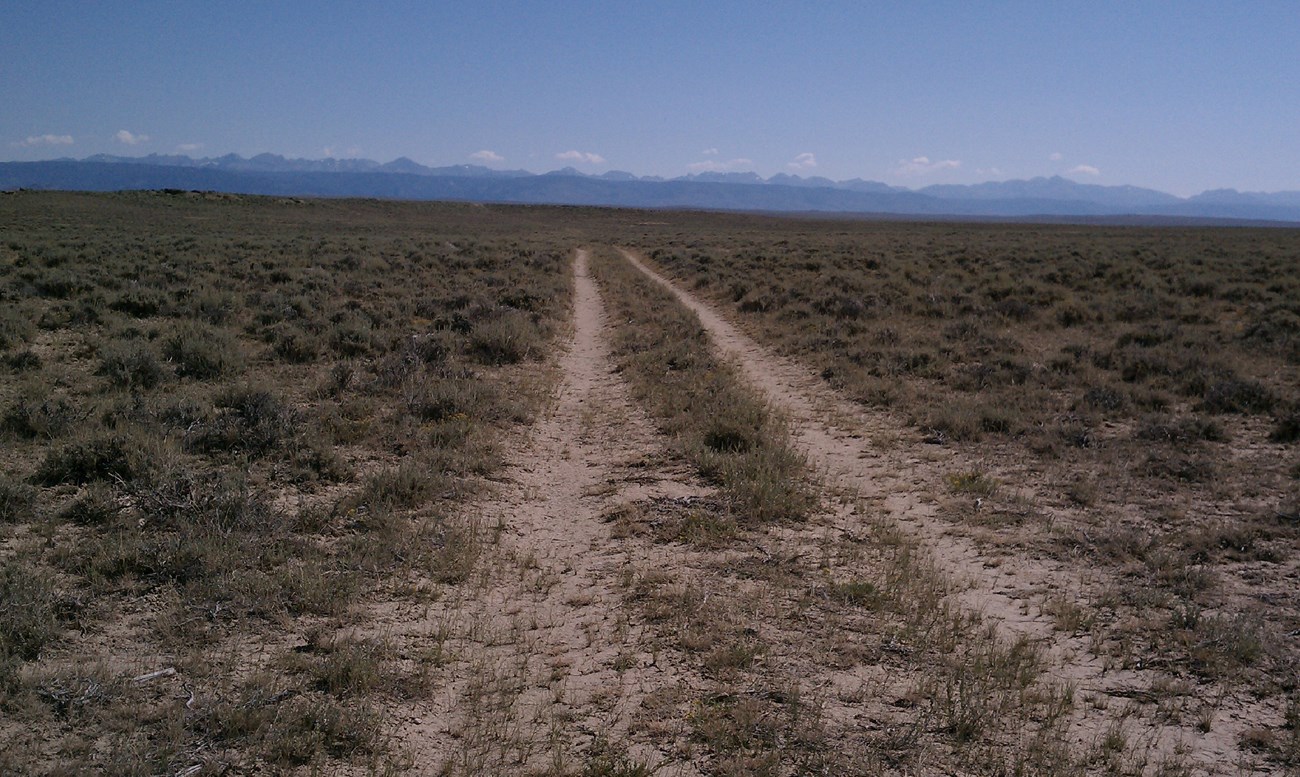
xmin=3 ymin=153 xmax=1299 ymax=224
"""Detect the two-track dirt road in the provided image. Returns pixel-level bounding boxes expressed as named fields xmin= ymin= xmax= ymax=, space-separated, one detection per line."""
xmin=387 ymin=247 xmax=1279 ymax=775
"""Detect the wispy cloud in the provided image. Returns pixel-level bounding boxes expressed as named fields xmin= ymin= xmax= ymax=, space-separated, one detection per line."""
xmin=893 ymin=156 xmax=961 ymax=177
xmin=470 ymin=149 xmax=504 ymax=163
xmin=16 ymin=134 xmax=73 ymax=147
xmin=323 ymin=146 xmax=361 ymax=158
xmin=1067 ymin=164 xmax=1100 ymax=176
xmin=1049 ymin=152 xmax=1063 ymax=161
xmin=177 ymin=143 xmax=203 ymax=153
xmin=686 ymin=157 xmax=754 ymax=173
xmin=701 ymin=147 xmax=719 ymax=156
xmin=115 ymin=129 xmax=149 ymax=145
xmin=787 ymin=152 xmax=817 ymax=170
xmin=556 ymin=150 xmax=605 ymax=164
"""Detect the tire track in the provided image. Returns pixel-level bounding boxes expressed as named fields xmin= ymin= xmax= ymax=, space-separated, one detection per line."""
xmin=615 ymin=246 xmax=1272 ymax=774
xmin=387 ymin=249 xmax=709 ymax=775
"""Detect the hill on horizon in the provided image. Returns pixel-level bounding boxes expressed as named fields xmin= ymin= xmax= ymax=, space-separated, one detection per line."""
xmin=3 ymin=153 xmax=1299 ymax=224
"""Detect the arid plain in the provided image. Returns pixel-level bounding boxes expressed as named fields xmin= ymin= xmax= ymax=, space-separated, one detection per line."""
xmin=2 ymin=192 xmax=1297 ymax=775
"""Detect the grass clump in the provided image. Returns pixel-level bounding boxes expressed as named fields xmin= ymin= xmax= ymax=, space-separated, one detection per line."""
xmin=0 ymin=560 xmax=60 ymax=663
xmin=0 ymin=477 xmax=37 ymax=523
xmin=163 ymin=321 xmax=242 ymax=379
xmin=96 ymin=341 xmax=166 ymax=390
xmin=947 ymin=470 xmax=999 ymax=497
xmin=185 ymin=386 xmax=297 ymax=457
xmin=31 ymin=432 xmax=154 ymax=486
xmin=2 ymin=395 xmax=80 ymax=439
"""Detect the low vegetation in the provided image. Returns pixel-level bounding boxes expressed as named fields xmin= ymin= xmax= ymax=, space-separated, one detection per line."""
xmin=590 ymin=247 xmax=812 ymax=527
xmin=0 ymin=191 xmax=569 ymax=772
xmin=5 ymin=191 xmax=1298 ymax=772
xmin=615 ymin=215 xmax=1300 ymax=770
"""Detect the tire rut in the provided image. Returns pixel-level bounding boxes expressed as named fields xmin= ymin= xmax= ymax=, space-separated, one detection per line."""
xmin=388 ymin=249 xmax=708 ymax=774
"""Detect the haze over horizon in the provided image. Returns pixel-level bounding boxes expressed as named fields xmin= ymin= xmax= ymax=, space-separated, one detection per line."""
xmin=4 ymin=2 xmax=1298 ymax=198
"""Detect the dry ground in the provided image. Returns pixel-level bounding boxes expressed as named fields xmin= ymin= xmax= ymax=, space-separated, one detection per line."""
xmin=4 ymin=194 xmax=1296 ymax=775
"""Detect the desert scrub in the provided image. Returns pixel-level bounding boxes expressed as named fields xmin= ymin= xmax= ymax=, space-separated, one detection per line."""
xmin=96 ymin=340 xmax=167 ymax=390
xmin=30 ymin=430 xmax=157 ymax=486
xmin=0 ymin=191 xmax=572 ymax=772
xmin=0 ymin=477 xmax=37 ymax=523
xmin=590 ymin=247 xmax=812 ymax=523
xmin=1 ymin=394 xmax=81 ymax=439
xmin=163 ymin=321 xmax=243 ymax=379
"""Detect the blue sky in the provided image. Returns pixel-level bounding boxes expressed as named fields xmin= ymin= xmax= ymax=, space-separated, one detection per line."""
xmin=3 ymin=1 xmax=1297 ymax=195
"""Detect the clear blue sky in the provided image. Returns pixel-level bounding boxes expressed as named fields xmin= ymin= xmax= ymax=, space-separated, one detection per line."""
xmin=3 ymin=1 xmax=1297 ymax=195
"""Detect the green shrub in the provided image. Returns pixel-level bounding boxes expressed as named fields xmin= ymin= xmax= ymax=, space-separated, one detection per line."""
xmin=0 ymin=560 xmax=59 ymax=661
xmin=31 ymin=433 xmax=152 ymax=486
xmin=108 ymin=286 xmax=167 ymax=318
xmin=327 ymin=315 xmax=376 ymax=358
xmin=96 ymin=342 xmax=166 ymax=390
xmin=0 ymin=478 xmax=37 ymax=523
xmin=137 ymin=470 xmax=274 ymax=534
xmin=467 ymin=310 xmax=540 ymax=365
xmin=0 ymin=309 xmax=33 ymax=350
xmin=58 ymin=483 xmax=120 ymax=526
xmin=947 ymin=471 xmax=999 ymax=496
xmin=1136 ymin=415 xmax=1227 ymax=443
xmin=1 ymin=349 xmax=41 ymax=372
xmin=405 ymin=376 xmax=496 ymax=422
xmin=1271 ymin=409 xmax=1300 ymax=444
xmin=186 ymin=386 xmax=297 ymax=457
xmin=271 ymin=325 xmax=320 ymax=364
xmin=1199 ymin=379 xmax=1275 ymax=414
xmin=1 ymin=395 xmax=79 ymax=439
xmin=163 ymin=322 xmax=242 ymax=379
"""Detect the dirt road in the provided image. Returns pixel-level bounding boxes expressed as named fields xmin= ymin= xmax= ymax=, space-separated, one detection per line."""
xmin=389 ymin=250 xmax=709 ymax=774
xmin=386 ymin=246 xmax=1279 ymax=774
xmin=616 ymin=247 xmax=1277 ymax=774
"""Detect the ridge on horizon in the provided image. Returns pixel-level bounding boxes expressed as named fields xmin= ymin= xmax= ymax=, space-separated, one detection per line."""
xmin=38 ymin=151 xmax=1300 ymax=201
xmin=4 ymin=153 xmax=1300 ymax=224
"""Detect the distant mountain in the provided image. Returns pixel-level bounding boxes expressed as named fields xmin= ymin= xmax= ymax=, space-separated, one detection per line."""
xmin=1189 ymin=189 xmax=1300 ymax=207
xmin=677 ymin=171 xmax=766 ymax=185
xmin=78 ymin=152 xmax=534 ymax=179
xmin=921 ymin=176 xmax=1181 ymax=209
xmin=2 ymin=154 xmax=1298 ymax=224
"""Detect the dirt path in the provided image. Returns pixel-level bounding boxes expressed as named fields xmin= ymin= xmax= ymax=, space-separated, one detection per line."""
xmin=386 ymin=250 xmax=709 ymax=774
xmin=616 ymin=248 xmax=1274 ymax=774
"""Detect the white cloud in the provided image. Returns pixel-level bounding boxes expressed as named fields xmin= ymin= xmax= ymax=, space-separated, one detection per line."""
xmin=115 ymin=129 xmax=149 ymax=145
xmin=556 ymin=150 xmax=605 ymax=164
xmin=17 ymin=134 xmax=73 ymax=147
xmin=787 ymin=152 xmax=817 ymax=170
xmin=686 ymin=157 xmax=754 ymax=173
xmin=1049 ymin=152 xmax=1063 ymax=161
xmin=893 ymin=156 xmax=961 ymax=176
xmin=701 ymin=147 xmax=719 ymax=156
xmin=471 ymin=149 xmax=504 ymax=163
xmin=177 ymin=143 xmax=203 ymax=152
xmin=976 ymin=167 xmax=1004 ymax=177
xmin=1067 ymin=164 xmax=1100 ymax=176
xmin=323 ymin=146 xmax=361 ymax=158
